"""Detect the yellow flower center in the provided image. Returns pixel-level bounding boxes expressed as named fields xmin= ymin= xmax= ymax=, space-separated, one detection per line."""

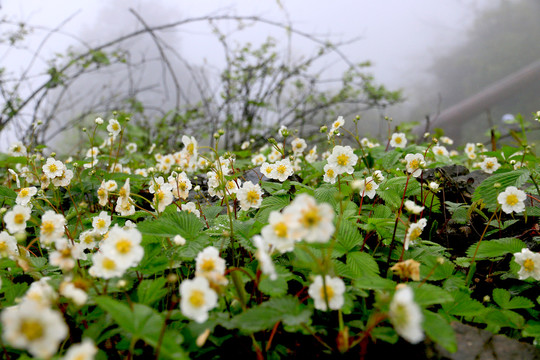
xmin=102 ymin=257 xmax=116 ymax=270
xmin=276 ymin=164 xmax=287 ymax=175
xmin=119 ymin=188 xmax=127 ymax=198
xmin=524 ymin=258 xmax=535 ymax=272
xmin=506 ymin=194 xmax=519 ymax=206
xmin=200 ymin=258 xmax=215 ymax=272
xmin=189 ymin=290 xmax=205 ymax=307
xmin=486 ymin=161 xmax=494 ymax=169
xmin=14 ymin=213 xmax=25 ymax=224
xmin=187 ymin=143 xmax=195 ymax=155
xmin=301 ymin=206 xmax=321 ymax=228
xmin=48 ymin=164 xmax=58 ymax=173
xmin=273 ymin=222 xmax=288 ymax=238
xmin=98 ymin=188 xmax=107 ymax=197
xmin=0 ymin=242 xmax=7 ymax=252
xmin=392 ymin=303 xmax=409 ymax=327
xmin=20 ymin=188 xmax=29 ymax=197
xmin=265 ymin=167 xmax=272 ymax=175
xmin=112 ymin=123 xmax=120 ymax=131
xmin=365 ymin=182 xmax=373 ymax=191
xmin=409 ymin=227 xmax=422 ymax=241
xmin=246 ymin=190 xmax=260 ymax=204
xmin=157 ymin=191 xmax=165 ymax=202
xmin=41 ymin=221 xmax=55 ymax=235
xmin=179 ymin=182 xmax=187 ymax=191
xmin=320 ymin=284 xmax=334 ymax=301
xmin=296 ymin=143 xmax=303 ymax=149
xmin=395 ymin=137 xmax=402 ymax=144
xmin=409 ymin=159 xmax=419 ymax=169
xmin=20 ymin=319 xmax=44 ymax=341
xmin=326 ymin=169 xmax=335 ymax=178
xmin=115 ymin=239 xmax=132 ymax=254
xmin=337 ymin=153 xmax=349 ymax=166
xmin=96 ymin=219 xmax=106 ymax=229
xmin=226 ymin=181 xmax=235 ymax=190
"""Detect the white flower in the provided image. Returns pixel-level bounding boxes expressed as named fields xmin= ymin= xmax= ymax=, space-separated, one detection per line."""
xmin=261 ymin=210 xmax=296 ymax=253
xmin=180 ymin=277 xmax=218 ymax=323
xmin=271 ymin=159 xmax=294 ymax=182
xmin=308 ymin=275 xmax=345 ymax=311
xmin=182 ymin=202 xmax=200 ymax=218
xmin=404 ymin=200 xmax=424 ymax=215
xmin=8 ymin=168 xmax=20 ymax=188
xmin=0 ymin=231 xmax=19 ymax=259
xmin=85 ymin=147 xmax=99 ymax=159
xmin=285 ymin=194 xmax=335 ymax=243
xmin=514 ymin=248 xmax=540 ymax=281
xmin=100 ymin=226 xmax=144 ymax=269
xmin=291 ymin=138 xmax=307 ymax=155
xmin=63 ymin=338 xmax=97 ymax=360
xmin=52 ymin=169 xmax=74 ymax=187
xmin=78 ymin=229 xmax=99 ymax=249
xmin=92 ymin=211 xmax=112 ymax=234
xmin=404 ymin=218 xmax=427 ymax=250
xmin=328 ymin=116 xmax=345 ymax=139
xmin=305 ymin=146 xmax=318 ymax=163
xmin=404 ymin=153 xmax=425 ymax=177
xmin=89 ymin=252 xmax=126 ymax=279
xmin=327 ymin=145 xmax=358 ymax=175
xmin=15 ymin=187 xmax=37 ymax=206
xmin=1 ymin=299 xmax=68 ymax=359
xmin=196 ymin=246 xmax=226 ymax=276
xmin=464 ymin=143 xmax=476 ymax=155
xmin=428 ymin=182 xmax=439 ymax=192
xmin=42 ymin=157 xmax=65 ymax=179
xmin=251 ymin=153 xmax=266 ymax=166
xmin=49 ymin=239 xmax=85 ymax=272
xmin=372 ymin=170 xmax=385 ymax=184
xmin=389 ymin=285 xmax=424 ymax=344
xmin=126 ymin=142 xmax=137 ymax=153
xmin=260 ymin=162 xmax=275 ymax=179
xmin=253 ymin=235 xmax=277 ymax=280
xmin=479 ymin=157 xmax=500 ymax=174
xmin=440 ymin=136 xmax=454 ymax=145
xmin=497 ymin=186 xmax=527 ymax=214
xmin=237 ymin=181 xmax=263 ymax=211
xmin=40 ymin=210 xmax=65 ymax=246
xmin=241 ymin=141 xmax=250 ymax=150
xmin=168 ymin=172 xmax=192 ymax=199
xmin=8 ymin=141 xmax=27 ymax=157
xmin=153 ymin=185 xmax=174 ymax=213
xmin=97 ymin=183 xmax=109 ymax=207
xmin=95 ymin=117 xmax=104 ymax=125
xmin=173 ymin=235 xmax=186 ymax=246
xmin=278 ymin=125 xmax=288 ymax=138
xmin=182 ymin=135 xmax=198 ymax=159
xmin=60 ymin=281 xmax=88 ymax=306
xmin=24 ymin=277 xmax=58 ymax=307
xmin=107 ymin=118 xmax=121 ymax=137
xmin=323 ymin=163 xmax=338 ymax=184
xmin=4 ymin=205 xmax=31 ymax=234
xmin=390 ymin=133 xmax=407 ymax=148
xmin=432 ymin=145 xmax=449 ymax=157
xmin=356 ymin=177 xmax=379 ymax=199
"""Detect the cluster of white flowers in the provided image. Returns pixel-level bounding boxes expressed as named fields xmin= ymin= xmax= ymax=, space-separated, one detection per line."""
xmin=260 ymin=159 xmax=294 ymax=182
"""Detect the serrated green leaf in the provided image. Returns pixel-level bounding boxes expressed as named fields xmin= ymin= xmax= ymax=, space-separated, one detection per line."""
xmin=334 ymin=220 xmax=363 ymax=256
xmin=347 ymin=251 xmax=379 ymax=276
xmin=258 ymin=265 xmax=292 ymax=296
xmin=472 ymin=169 xmax=530 ymax=210
xmin=423 ymin=310 xmax=457 ymax=353
xmin=353 ymin=275 xmax=395 ymax=290
xmin=137 ymin=277 xmax=169 ymax=305
xmin=0 ymin=185 xmax=17 ymax=200
xmin=482 ymin=308 xmax=524 ymax=329
xmin=314 ymin=184 xmax=338 ymax=207
xmin=412 ymin=283 xmax=453 ymax=306
xmin=229 ymin=296 xmax=311 ymax=333
xmin=255 ymin=195 xmax=290 ymax=222
xmin=493 ymin=288 xmax=533 ymax=309
xmin=523 ymin=321 xmax=540 ymax=338
xmin=138 ymin=211 xmax=204 ymax=239
xmin=371 ymin=327 xmax=398 ymax=343
xmin=466 ymin=237 xmax=526 ymax=259
xmin=443 ymin=291 xmax=485 ymax=316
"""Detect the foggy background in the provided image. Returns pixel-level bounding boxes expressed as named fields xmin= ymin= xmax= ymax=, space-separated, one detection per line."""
xmin=1 ymin=0 xmax=538 ymax=153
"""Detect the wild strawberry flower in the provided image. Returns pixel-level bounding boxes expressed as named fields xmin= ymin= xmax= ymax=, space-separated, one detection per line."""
xmin=196 ymin=246 xmax=226 ymax=277
xmin=291 ymin=137 xmax=307 ymax=155
xmin=440 ymin=136 xmax=454 ymax=145
xmin=390 ymin=132 xmax=407 ymax=148
xmin=404 ymin=153 xmax=425 ymax=177
xmin=497 ymin=186 xmax=527 ymax=214
xmin=63 ymin=338 xmax=98 ymax=360
xmin=59 ymin=279 xmax=89 ymax=306
xmin=327 ymin=145 xmax=358 ymax=175
xmin=261 ymin=210 xmax=297 ymax=253
xmin=92 ymin=211 xmax=112 ymax=235
xmin=251 ymin=153 xmax=266 ymax=166
xmin=89 ymin=252 xmax=126 ymax=279
xmin=180 ymin=276 xmax=218 ymax=323
xmin=389 ymin=285 xmax=424 ymax=344
xmin=4 ymin=205 xmax=31 ymax=234
xmin=100 ymin=226 xmax=144 ymax=269
xmin=513 ymin=248 xmax=540 ymax=281
xmin=404 ymin=218 xmax=427 ymax=250
xmin=237 ymin=181 xmax=263 ymax=211
xmin=479 ymin=156 xmax=500 ymax=174
xmin=271 ymin=158 xmax=294 ymax=182
xmin=323 ymin=163 xmax=338 ymax=184
xmin=8 ymin=141 xmax=27 ymax=157
xmin=52 ymin=168 xmax=74 ymax=187
xmin=308 ymin=275 xmax=345 ymax=311
xmin=260 ymin=162 xmax=275 ymax=178
xmin=305 ymin=145 xmax=318 ymax=163
xmin=0 ymin=231 xmax=19 ymax=259
xmin=356 ymin=176 xmax=378 ymax=199
xmin=404 ymin=200 xmax=424 ymax=215
xmin=42 ymin=157 xmax=65 ymax=179
xmin=181 ymin=201 xmax=200 ymax=217
xmin=285 ymin=194 xmax=335 ymax=243
xmin=107 ymin=118 xmax=121 ymax=137
xmin=40 ymin=210 xmax=66 ymax=246
xmin=15 ymin=186 xmax=37 ymax=206
xmin=1 ymin=299 xmax=68 ymax=359
xmin=328 ymin=116 xmax=345 ymax=139
xmin=432 ymin=145 xmax=449 ymax=157
xmin=253 ymin=235 xmax=277 ymax=280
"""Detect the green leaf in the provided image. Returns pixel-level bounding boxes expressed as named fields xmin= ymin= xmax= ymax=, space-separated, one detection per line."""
xmin=371 ymin=327 xmax=398 ymax=344
xmin=347 ymin=251 xmax=379 ymax=277
xmin=229 ymin=296 xmax=311 ymax=333
xmin=472 ymin=169 xmax=530 ymax=210
xmin=138 ymin=211 xmax=204 ymax=239
xmin=334 ymin=220 xmax=363 ymax=256
xmin=423 ymin=310 xmax=457 ymax=353
xmin=492 ymin=288 xmax=534 ymax=309
xmin=412 ymin=283 xmax=453 ymax=306
xmin=255 ymin=195 xmax=290 ymax=222
xmin=137 ymin=277 xmax=169 ymax=305
xmin=258 ymin=265 xmax=292 ymax=297
xmin=482 ymin=308 xmax=525 ymax=329
xmin=523 ymin=321 xmax=540 ymax=338
xmin=0 ymin=185 xmax=17 ymax=200
xmin=466 ymin=237 xmax=526 ymax=259
xmin=314 ymin=184 xmax=338 ymax=207
xmin=353 ymin=274 xmax=395 ymax=290
xmin=443 ymin=291 xmax=485 ymax=317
